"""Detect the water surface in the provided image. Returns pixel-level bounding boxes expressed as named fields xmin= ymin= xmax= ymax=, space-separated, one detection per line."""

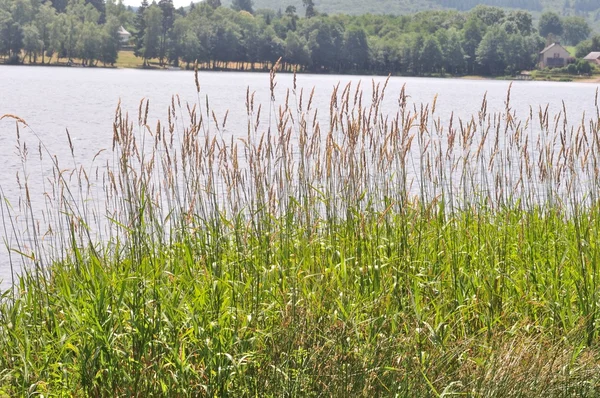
xmin=1 ymin=65 xmax=598 ymax=287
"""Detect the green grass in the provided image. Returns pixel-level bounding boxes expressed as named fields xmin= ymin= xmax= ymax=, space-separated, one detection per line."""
xmin=115 ymin=50 xmax=163 ymax=69
xmin=565 ymin=46 xmax=577 ymax=57
xmin=1 ymin=71 xmax=600 ymax=396
xmin=114 ymin=50 xmax=145 ymax=68
xmin=531 ymin=62 xmax=600 ymax=81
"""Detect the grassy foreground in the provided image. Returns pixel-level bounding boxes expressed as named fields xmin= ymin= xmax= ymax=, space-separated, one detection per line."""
xmin=1 ymin=70 xmax=600 ymax=396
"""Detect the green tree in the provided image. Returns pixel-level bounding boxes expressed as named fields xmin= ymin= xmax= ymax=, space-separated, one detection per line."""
xmin=461 ymin=16 xmax=482 ymax=74
xmin=575 ymin=39 xmax=592 ymax=58
xmin=538 ymin=11 xmax=563 ymax=39
xmin=503 ymin=34 xmax=531 ymax=74
xmin=576 ymin=58 xmax=592 ymax=74
xmin=50 ymin=0 xmax=68 ymax=13
xmin=369 ymin=37 xmax=403 ymax=74
xmin=86 ymin=0 xmax=106 ymax=23
xmin=106 ymin=0 xmax=134 ymax=26
xmin=302 ymin=0 xmax=316 ymax=18
xmin=442 ymin=28 xmax=465 ymax=74
xmin=576 ymin=34 xmax=600 ymax=57
xmin=35 ymin=1 xmax=56 ymax=64
xmin=49 ymin=12 xmax=67 ymax=59
xmin=284 ymin=30 xmax=311 ymax=67
xmin=0 ymin=8 xmax=23 ymax=61
xmin=209 ymin=19 xmax=242 ymax=67
xmin=501 ymin=20 xmax=518 ymax=35
xmin=133 ymin=0 xmax=148 ymax=58
xmin=236 ymin=10 xmax=262 ymax=68
xmin=231 ymin=0 xmax=253 ymax=13
xmin=67 ymin=0 xmax=100 ymax=24
xmin=169 ymin=16 xmax=188 ymax=66
xmin=342 ymin=26 xmax=369 ymax=71
xmin=593 ymin=34 xmax=600 ymax=50
xmin=77 ymin=22 xmax=101 ymax=65
xmin=22 ymin=24 xmax=42 ymax=62
xmin=476 ymin=26 xmax=508 ymax=75
xmin=504 ymin=10 xmax=533 ymax=35
xmin=63 ymin=5 xmax=84 ymax=60
xmin=258 ymin=26 xmax=284 ymax=67
xmin=158 ymin=0 xmax=175 ymax=65
xmin=561 ymin=16 xmax=590 ymax=46
xmin=11 ymin=0 xmax=34 ymax=26
xmin=181 ymin=30 xmax=204 ymax=68
xmin=142 ymin=4 xmax=162 ymax=65
xmin=305 ymin=18 xmax=344 ymax=72
xmin=419 ymin=35 xmax=442 ymax=74
xmin=406 ymin=33 xmax=424 ymax=74
xmin=470 ymin=5 xmax=504 ymax=26
xmin=100 ymin=16 xmax=121 ymax=65
xmin=284 ymin=5 xmax=298 ymax=31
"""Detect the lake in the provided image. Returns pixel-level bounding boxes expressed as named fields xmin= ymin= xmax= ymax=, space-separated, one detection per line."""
xmin=1 ymin=65 xmax=599 ymax=287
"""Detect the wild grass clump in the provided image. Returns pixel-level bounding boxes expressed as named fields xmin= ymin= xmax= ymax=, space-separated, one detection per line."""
xmin=1 ymin=67 xmax=600 ymax=396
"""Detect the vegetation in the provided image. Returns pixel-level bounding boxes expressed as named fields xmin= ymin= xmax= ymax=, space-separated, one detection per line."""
xmin=532 ymin=58 xmax=595 ymax=80
xmin=114 ymin=48 xmax=158 ymax=67
xmin=2 ymin=68 xmax=600 ymax=395
xmin=576 ymin=34 xmax=600 ymax=59
xmin=125 ymin=3 xmax=545 ymax=76
xmin=0 ymin=0 xmax=135 ymax=65
xmin=226 ymin=0 xmax=600 ymax=17
xmin=3 ymin=0 xmax=600 ymax=76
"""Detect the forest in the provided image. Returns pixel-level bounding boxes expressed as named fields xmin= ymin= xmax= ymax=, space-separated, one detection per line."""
xmin=0 ymin=0 xmax=131 ymax=65
xmin=223 ymin=0 xmax=600 ymax=17
xmin=0 ymin=0 xmax=596 ymax=76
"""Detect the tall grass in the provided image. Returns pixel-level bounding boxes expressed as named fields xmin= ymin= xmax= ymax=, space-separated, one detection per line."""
xmin=1 ymin=66 xmax=600 ymax=396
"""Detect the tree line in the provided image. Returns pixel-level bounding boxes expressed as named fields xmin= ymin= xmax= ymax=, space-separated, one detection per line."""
xmin=0 ymin=0 xmax=596 ymax=76
xmin=228 ymin=0 xmax=599 ymax=17
xmin=435 ymin=0 xmax=542 ymax=12
xmin=132 ymin=2 xmax=588 ymax=76
xmin=0 ymin=0 xmax=135 ymax=65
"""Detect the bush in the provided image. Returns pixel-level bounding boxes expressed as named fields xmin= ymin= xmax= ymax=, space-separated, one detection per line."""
xmin=577 ymin=59 xmax=592 ymax=74
xmin=575 ymin=39 xmax=592 ymax=58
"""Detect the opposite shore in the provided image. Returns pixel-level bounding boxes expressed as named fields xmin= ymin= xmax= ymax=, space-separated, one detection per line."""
xmin=2 ymin=54 xmax=599 ymax=84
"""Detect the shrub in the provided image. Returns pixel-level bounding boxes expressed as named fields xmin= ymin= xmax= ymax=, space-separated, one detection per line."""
xmin=577 ymin=59 xmax=592 ymax=74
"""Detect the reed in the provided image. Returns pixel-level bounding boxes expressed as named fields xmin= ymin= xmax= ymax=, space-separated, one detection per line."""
xmin=1 ymin=71 xmax=600 ymax=396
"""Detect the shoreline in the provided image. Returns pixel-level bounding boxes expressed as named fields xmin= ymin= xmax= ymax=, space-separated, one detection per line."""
xmin=2 ymin=61 xmax=599 ymax=84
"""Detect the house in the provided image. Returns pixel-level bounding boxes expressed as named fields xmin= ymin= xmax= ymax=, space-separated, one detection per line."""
xmin=539 ymin=42 xmax=572 ymax=69
xmin=583 ymin=52 xmax=600 ymax=65
xmin=118 ymin=26 xmax=131 ymax=45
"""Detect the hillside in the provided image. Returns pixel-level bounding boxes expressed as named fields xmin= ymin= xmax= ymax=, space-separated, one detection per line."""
xmin=239 ymin=0 xmax=443 ymax=15
xmin=222 ymin=0 xmax=593 ymax=16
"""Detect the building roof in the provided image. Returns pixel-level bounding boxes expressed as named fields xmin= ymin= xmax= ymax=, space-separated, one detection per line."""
xmin=584 ymin=52 xmax=600 ymax=60
xmin=118 ymin=26 xmax=131 ymax=36
xmin=540 ymin=42 xmax=567 ymax=54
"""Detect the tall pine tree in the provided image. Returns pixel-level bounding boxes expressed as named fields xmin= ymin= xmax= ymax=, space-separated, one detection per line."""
xmin=157 ymin=0 xmax=174 ymax=65
xmin=302 ymin=0 xmax=316 ymax=18
xmin=206 ymin=0 xmax=221 ymax=8
xmin=231 ymin=0 xmax=253 ymax=13
xmin=85 ymin=0 xmax=106 ymax=23
xmin=133 ymin=0 xmax=148 ymax=57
